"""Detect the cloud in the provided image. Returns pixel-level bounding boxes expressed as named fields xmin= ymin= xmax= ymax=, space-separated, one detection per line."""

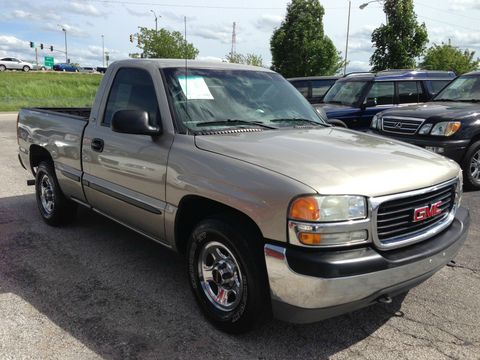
xmin=4 ymin=9 xmax=60 ymax=22
xmin=347 ymin=60 xmax=370 ymax=72
xmin=0 ymin=35 xmax=36 ymax=61
xmin=428 ymin=27 xmax=480 ymax=50
xmin=190 ymin=25 xmax=232 ymax=44
xmin=69 ymin=2 xmax=104 ymax=17
xmin=449 ymin=0 xmax=480 ymax=11
xmin=125 ymin=7 xmax=151 ymax=17
xmin=254 ymin=14 xmax=283 ymax=32
xmin=196 ymin=56 xmax=223 ymax=62
xmin=347 ymin=25 xmax=375 ymax=54
xmin=43 ymin=23 xmax=90 ymax=38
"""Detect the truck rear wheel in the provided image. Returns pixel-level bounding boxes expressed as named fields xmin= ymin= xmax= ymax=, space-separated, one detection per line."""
xmin=462 ymin=140 xmax=480 ymax=190
xmin=187 ymin=216 xmax=270 ymax=333
xmin=35 ymin=161 xmax=77 ymax=226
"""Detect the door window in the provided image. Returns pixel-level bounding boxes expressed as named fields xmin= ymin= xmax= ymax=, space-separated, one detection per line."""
xmin=398 ymin=81 xmax=422 ymax=103
xmin=311 ymin=80 xmax=335 ymax=98
xmin=103 ymin=68 xmax=160 ymax=127
xmin=365 ymin=82 xmax=394 ymax=105
xmin=290 ymin=80 xmax=309 ymax=98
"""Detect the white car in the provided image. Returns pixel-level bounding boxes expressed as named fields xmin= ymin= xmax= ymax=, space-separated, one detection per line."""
xmin=0 ymin=57 xmax=33 ymax=72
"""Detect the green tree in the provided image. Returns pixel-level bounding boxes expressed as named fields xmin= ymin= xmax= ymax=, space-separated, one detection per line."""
xmin=370 ymin=0 xmax=428 ymax=71
xmin=136 ymin=27 xmax=199 ymax=59
xmin=225 ymin=52 xmax=264 ymax=67
xmin=420 ymin=42 xmax=479 ymax=75
xmin=270 ymin=0 xmax=343 ymax=77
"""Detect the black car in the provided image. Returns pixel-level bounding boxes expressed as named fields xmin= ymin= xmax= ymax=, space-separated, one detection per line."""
xmin=370 ymin=71 xmax=480 ymax=189
xmin=288 ymin=76 xmax=339 ymax=104
xmin=316 ymin=70 xmax=455 ymax=130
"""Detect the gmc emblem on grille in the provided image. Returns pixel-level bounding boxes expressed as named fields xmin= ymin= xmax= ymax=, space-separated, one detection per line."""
xmin=413 ymin=201 xmax=443 ymax=222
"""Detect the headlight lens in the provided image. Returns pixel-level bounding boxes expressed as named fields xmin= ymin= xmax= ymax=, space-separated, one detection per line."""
xmin=289 ymin=195 xmax=367 ymax=222
xmin=430 ymin=121 xmax=461 ymax=136
xmin=370 ymin=114 xmax=380 ymax=129
xmin=418 ymin=123 xmax=433 ymax=135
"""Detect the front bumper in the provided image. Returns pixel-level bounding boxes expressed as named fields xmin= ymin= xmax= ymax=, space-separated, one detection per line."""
xmin=368 ymin=130 xmax=469 ymax=162
xmin=264 ymin=207 xmax=470 ymax=324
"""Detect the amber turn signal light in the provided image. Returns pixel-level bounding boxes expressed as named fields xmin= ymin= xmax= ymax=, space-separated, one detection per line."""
xmin=298 ymin=232 xmax=322 ymax=245
xmin=289 ymin=197 xmax=320 ymax=221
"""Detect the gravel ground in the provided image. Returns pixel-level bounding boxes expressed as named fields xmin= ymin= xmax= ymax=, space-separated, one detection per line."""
xmin=1 ymin=112 xmax=479 ymax=360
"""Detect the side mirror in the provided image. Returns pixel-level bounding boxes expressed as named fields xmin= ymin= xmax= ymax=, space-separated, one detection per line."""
xmin=111 ymin=110 xmax=162 ymax=135
xmin=363 ymin=99 xmax=377 ymax=109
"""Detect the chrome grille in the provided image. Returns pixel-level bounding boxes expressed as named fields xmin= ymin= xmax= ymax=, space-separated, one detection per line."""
xmin=382 ymin=116 xmax=424 ymax=135
xmin=376 ymin=183 xmax=456 ymax=244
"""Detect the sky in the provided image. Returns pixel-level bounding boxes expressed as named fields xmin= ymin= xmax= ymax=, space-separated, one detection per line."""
xmin=0 ymin=0 xmax=479 ymax=72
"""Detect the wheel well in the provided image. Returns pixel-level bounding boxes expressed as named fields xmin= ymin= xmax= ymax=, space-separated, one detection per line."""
xmin=29 ymin=145 xmax=53 ymax=175
xmin=469 ymin=133 xmax=480 ymax=147
xmin=174 ymin=195 xmax=263 ymax=254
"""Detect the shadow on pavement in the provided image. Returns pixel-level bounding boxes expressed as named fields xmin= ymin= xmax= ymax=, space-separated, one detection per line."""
xmin=0 ymin=194 xmax=405 ymax=359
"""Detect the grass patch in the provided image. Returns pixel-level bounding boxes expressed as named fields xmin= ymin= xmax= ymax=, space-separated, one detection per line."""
xmin=0 ymin=71 xmax=102 ymax=111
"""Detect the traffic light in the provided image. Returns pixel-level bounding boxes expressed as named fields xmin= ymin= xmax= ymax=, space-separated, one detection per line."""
xmin=129 ymin=34 xmax=133 ymax=43
xmin=29 ymin=41 xmax=34 ymax=48
xmin=50 ymin=46 xmax=53 ymax=51
xmin=40 ymin=43 xmax=44 ymax=50
xmin=137 ymin=36 xmax=142 ymax=45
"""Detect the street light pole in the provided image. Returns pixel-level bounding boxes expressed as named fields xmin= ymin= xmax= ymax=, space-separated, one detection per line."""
xmin=101 ymin=34 xmax=105 ymax=67
xmin=150 ymin=10 xmax=158 ymax=32
xmin=359 ymin=0 xmax=387 ymax=24
xmin=344 ymin=0 xmax=351 ymax=75
xmin=58 ymin=25 xmax=68 ymax=63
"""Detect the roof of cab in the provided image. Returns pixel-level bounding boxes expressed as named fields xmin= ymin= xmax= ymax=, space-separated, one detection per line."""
xmin=113 ymin=58 xmax=275 ymax=72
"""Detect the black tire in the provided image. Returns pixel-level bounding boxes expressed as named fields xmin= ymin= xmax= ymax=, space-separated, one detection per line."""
xmin=187 ymin=216 xmax=270 ymax=333
xmin=23 ymin=65 xmax=30 ymax=72
xmin=35 ymin=161 xmax=77 ymax=226
xmin=461 ymin=140 xmax=480 ymax=190
xmin=0 ymin=65 xmax=6 ymax=72
xmin=328 ymin=118 xmax=348 ymax=128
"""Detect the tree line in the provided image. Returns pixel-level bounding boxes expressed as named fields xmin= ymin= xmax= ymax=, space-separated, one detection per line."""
xmin=131 ymin=0 xmax=479 ymax=76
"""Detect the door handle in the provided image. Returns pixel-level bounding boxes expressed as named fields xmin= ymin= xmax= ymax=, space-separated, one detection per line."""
xmin=91 ymin=138 xmax=104 ymax=152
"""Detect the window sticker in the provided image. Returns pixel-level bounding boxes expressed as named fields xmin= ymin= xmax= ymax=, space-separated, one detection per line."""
xmin=178 ymin=75 xmax=214 ymax=100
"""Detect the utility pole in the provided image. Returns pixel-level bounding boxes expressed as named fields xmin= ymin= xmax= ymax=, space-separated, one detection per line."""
xmin=35 ymin=47 xmax=38 ymax=69
xmin=231 ymin=22 xmax=236 ymax=57
xmin=101 ymin=34 xmax=105 ymax=67
xmin=344 ymin=0 xmax=351 ymax=75
xmin=105 ymin=51 xmax=110 ymax=66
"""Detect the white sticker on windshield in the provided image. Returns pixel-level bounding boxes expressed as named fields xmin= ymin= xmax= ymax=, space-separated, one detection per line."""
xmin=178 ymin=75 xmax=214 ymax=100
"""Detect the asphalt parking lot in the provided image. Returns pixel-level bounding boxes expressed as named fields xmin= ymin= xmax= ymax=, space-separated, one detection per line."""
xmin=1 ymin=112 xmax=479 ymax=360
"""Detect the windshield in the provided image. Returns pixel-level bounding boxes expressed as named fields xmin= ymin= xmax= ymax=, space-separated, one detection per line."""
xmin=323 ymin=80 xmax=369 ymax=106
xmin=162 ymin=67 xmax=328 ymax=132
xmin=434 ymin=75 xmax=480 ymax=102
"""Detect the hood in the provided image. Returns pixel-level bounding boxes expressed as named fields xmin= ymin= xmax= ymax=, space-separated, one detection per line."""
xmin=194 ymin=128 xmax=459 ymax=197
xmin=380 ymin=101 xmax=480 ymax=121
xmin=315 ymin=103 xmax=359 ymax=117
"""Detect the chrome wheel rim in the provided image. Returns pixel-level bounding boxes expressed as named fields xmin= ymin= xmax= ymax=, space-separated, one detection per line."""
xmin=39 ymin=174 xmax=55 ymax=214
xmin=470 ymin=149 xmax=480 ymax=182
xmin=198 ymin=241 xmax=243 ymax=312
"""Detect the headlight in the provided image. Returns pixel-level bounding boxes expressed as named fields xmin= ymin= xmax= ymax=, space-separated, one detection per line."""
xmin=370 ymin=114 xmax=380 ymax=129
xmin=430 ymin=121 xmax=461 ymax=136
xmin=418 ymin=123 xmax=433 ymax=135
xmin=289 ymin=195 xmax=367 ymax=222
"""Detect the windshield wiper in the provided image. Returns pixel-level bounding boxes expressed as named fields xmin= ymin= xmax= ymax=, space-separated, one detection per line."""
xmin=195 ymin=119 xmax=277 ymax=129
xmin=270 ymin=118 xmax=329 ymax=127
xmin=456 ymin=99 xmax=480 ymax=103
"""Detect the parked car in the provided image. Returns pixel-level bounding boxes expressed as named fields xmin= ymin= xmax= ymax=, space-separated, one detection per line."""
xmin=96 ymin=66 xmax=107 ymax=73
xmin=370 ymin=70 xmax=480 ymax=190
xmin=82 ymin=67 xmax=96 ymax=73
xmin=316 ymin=70 xmax=455 ymax=130
xmin=33 ymin=64 xmax=47 ymax=71
xmin=53 ymin=63 xmax=80 ymax=72
xmin=288 ymin=76 xmax=340 ymax=104
xmin=0 ymin=57 xmax=33 ymax=72
xmin=17 ymin=59 xmax=469 ymax=333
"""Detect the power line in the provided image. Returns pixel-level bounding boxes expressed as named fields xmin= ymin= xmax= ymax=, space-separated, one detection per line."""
xmin=416 ymin=1 xmax=479 ymax=21
xmin=417 ymin=15 xmax=478 ymax=33
xmin=83 ymin=0 xmax=344 ymax=10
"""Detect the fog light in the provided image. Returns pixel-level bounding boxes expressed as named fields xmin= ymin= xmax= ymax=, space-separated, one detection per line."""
xmin=425 ymin=146 xmax=445 ymax=154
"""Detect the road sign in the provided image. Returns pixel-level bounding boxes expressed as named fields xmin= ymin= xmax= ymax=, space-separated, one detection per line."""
xmin=44 ymin=56 xmax=54 ymax=68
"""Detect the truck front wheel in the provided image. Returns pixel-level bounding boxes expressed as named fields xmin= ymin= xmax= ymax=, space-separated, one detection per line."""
xmin=187 ymin=216 xmax=270 ymax=333
xmin=35 ymin=161 xmax=77 ymax=226
xmin=462 ymin=140 xmax=480 ymax=190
